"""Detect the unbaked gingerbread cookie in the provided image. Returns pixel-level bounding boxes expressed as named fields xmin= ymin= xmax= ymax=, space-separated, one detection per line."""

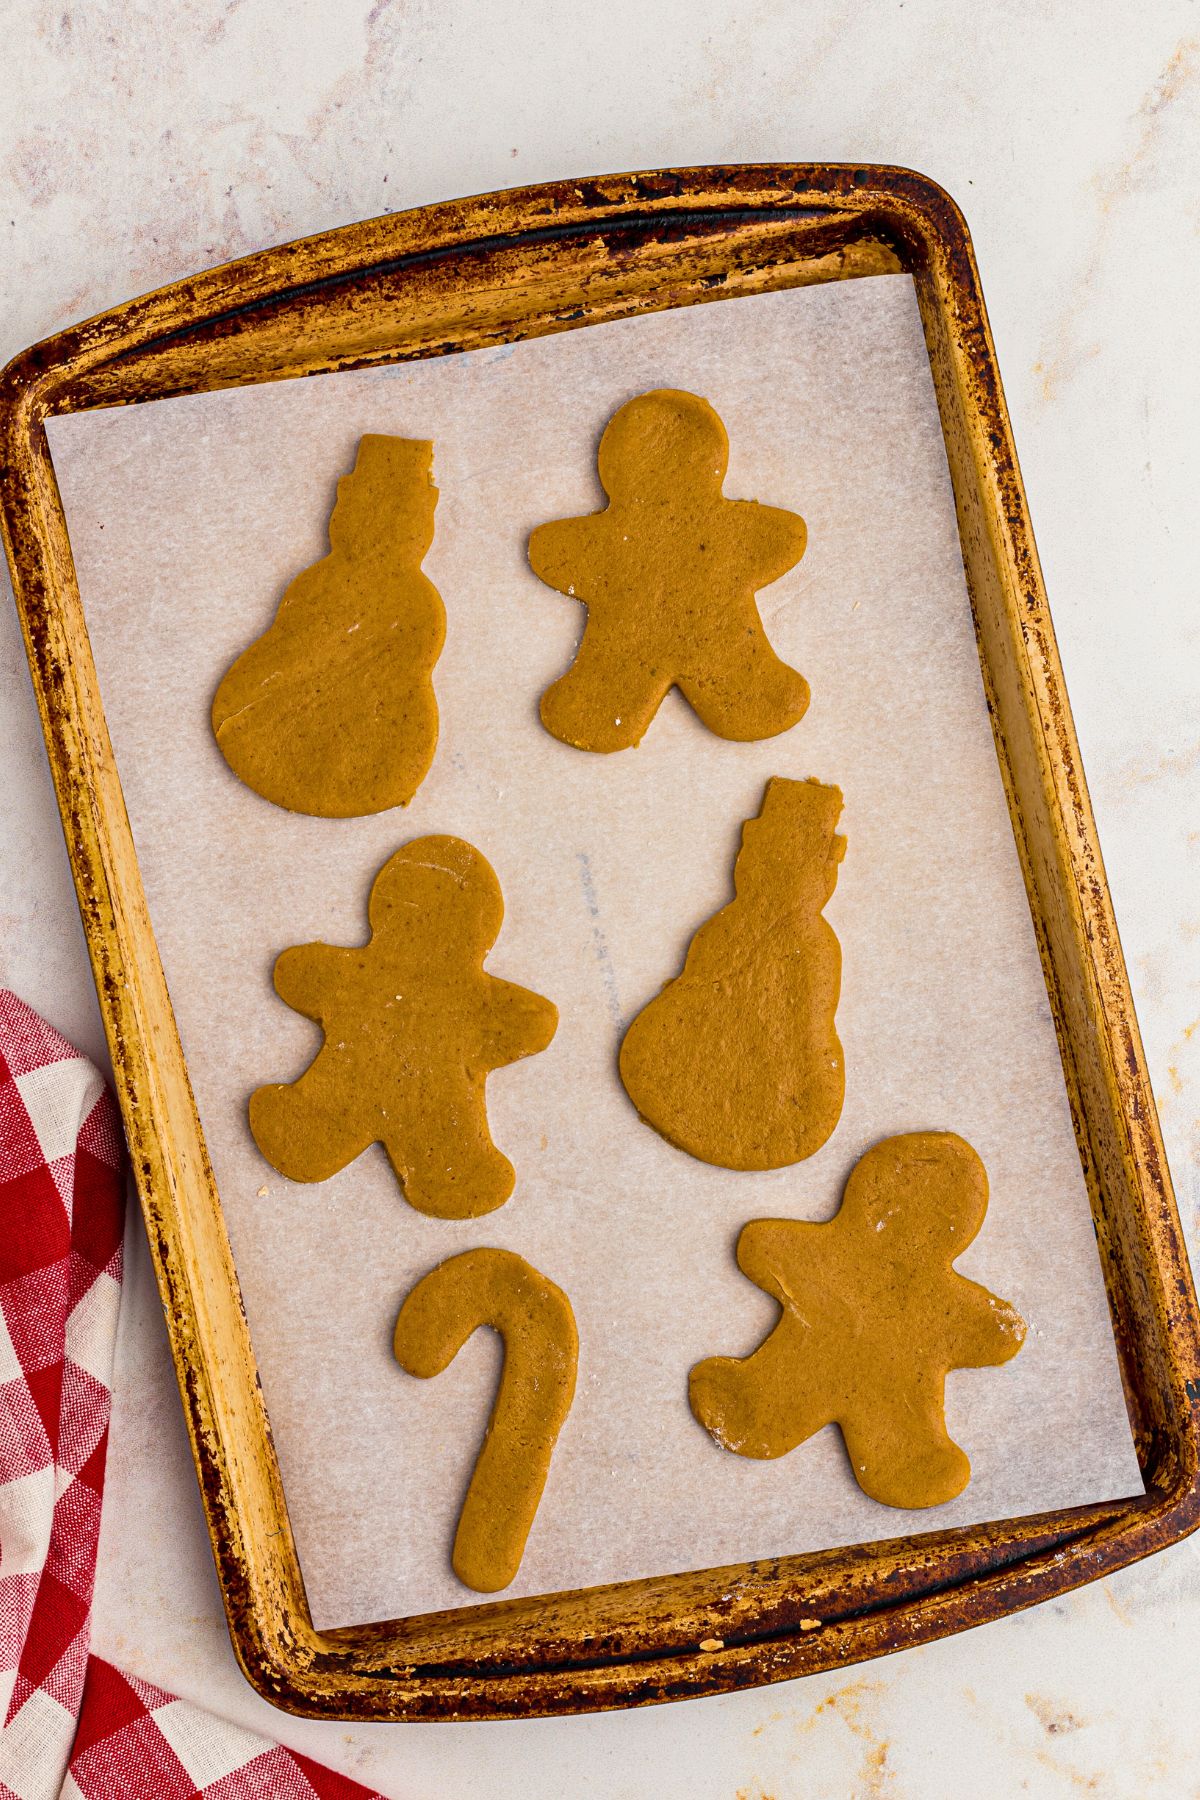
xmin=690 ymin=1133 xmax=1026 ymax=1508
xmin=529 ymin=389 xmax=809 ymax=751
xmin=250 ymin=836 xmax=558 ymax=1217
xmin=394 ymin=1247 xmax=578 ymax=1592
xmin=212 ymin=434 xmax=444 ymax=816
xmin=620 ymin=776 xmax=845 ymax=1169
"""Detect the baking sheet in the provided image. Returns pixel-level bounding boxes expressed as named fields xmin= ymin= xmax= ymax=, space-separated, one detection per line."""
xmin=46 ymin=274 xmax=1144 ymax=1630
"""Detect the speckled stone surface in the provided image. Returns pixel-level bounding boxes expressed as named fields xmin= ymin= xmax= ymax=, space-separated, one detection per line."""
xmin=3 ymin=4 xmax=1200 ymax=1793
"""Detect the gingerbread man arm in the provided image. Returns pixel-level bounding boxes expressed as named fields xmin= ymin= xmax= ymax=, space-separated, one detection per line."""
xmin=726 ymin=498 xmax=808 ymax=589
xmin=528 ymin=514 xmax=608 ymax=600
xmin=272 ymin=942 xmax=357 ymax=1022
xmin=735 ymin=1215 xmax=815 ymax=1288
xmin=477 ymin=976 xmax=560 ymax=1068
xmin=943 ymin=1274 xmax=1027 ymax=1369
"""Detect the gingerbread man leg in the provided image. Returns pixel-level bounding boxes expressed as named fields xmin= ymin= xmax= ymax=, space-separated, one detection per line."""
xmin=381 ymin=1100 xmax=517 ymax=1220
xmin=839 ymin=1385 xmax=971 ymax=1510
xmin=249 ymin=1058 xmax=374 ymax=1185
xmin=689 ymin=1330 xmax=827 ymax=1460
xmin=539 ymin=628 xmax=667 ymax=753
xmin=676 ymin=625 xmax=810 ymax=743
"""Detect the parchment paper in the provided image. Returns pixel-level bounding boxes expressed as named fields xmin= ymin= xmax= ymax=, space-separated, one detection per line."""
xmin=46 ymin=275 xmax=1144 ymax=1629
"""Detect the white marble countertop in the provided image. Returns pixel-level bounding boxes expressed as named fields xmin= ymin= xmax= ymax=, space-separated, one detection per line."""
xmin=3 ymin=3 xmax=1200 ymax=1793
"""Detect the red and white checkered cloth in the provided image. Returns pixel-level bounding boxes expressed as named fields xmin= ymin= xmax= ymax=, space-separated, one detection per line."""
xmin=0 ymin=991 xmax=386 ymax=1799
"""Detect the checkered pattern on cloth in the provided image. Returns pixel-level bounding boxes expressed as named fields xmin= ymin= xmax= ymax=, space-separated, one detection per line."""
xmin=64 ymin=1661 xmax=380 ymax=1800
xmin=0 ymin=991 xmax=386 ymax=1800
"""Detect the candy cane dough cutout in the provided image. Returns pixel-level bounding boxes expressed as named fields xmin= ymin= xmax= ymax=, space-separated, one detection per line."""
xmin=393 ymin=1248 xmax=578 ymax=1593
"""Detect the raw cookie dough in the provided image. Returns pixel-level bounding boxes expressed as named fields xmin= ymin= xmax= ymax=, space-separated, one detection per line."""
xmin=250 ymin=837 xmax=558 ymax=1217
xmin=393 ymin=1247 xmax=578 ymax=1593
xmin=529 ymin=389 xmax=810 ymax=751
xmin=212 ymin=434 xmax=444 ymax=816
xmin=620 ymin=776 xmax=844 ymax=1169
xmin=690 ymin=1133 xmax=1026 ymax=1509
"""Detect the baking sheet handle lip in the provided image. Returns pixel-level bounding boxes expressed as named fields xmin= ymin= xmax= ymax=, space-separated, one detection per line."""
xmin=307 ymin=1480 xmax=1190 ymax=1670
xmin=0 ymin=162 xmax=951 ymax=413
xmin=94 ymin=205 xmax=858 ymax=363
xmin=231 ymin=1488 xmax=1200 ymax=1722
xmin=316 ymin=1520 xmax=1115 ymax=1677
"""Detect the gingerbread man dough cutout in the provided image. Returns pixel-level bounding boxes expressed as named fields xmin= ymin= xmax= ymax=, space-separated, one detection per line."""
xmin=620 ymin=777 xmax=845 ymax=1170
xmin=250 ymin=837 xmax=558 ymax=1218
xmin=529 ymin=389 xmax=810 ymax=752
xmin=212 ymin=434 xmax=444 ymax=817
xmin=690 ymin=1133 xmax=1026 ymax=1509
